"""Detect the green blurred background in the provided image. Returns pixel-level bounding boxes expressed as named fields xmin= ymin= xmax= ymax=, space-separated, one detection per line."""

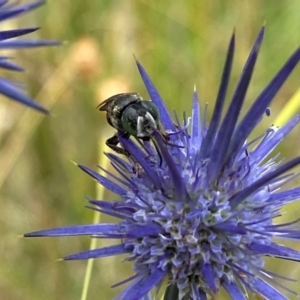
xmin=1 ymin=1 xmax=300 ymax=299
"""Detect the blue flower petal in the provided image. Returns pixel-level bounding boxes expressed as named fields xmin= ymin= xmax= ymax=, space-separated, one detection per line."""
xmin=210 ymin=27 xmax=264 ymax=180
xmin=88 ymin=199 xmax=134 ymax=220
xmin=118 ymin=269 xmax=165 ymax=300
xmin=0 ymin=27 xmax=38 ymax=40
xmin=0 ymin=0 xmax=8 ymax=8
xmin=126 ymin=223 xmax=162 ymax=238
xmin=78 ymin=164 xmax=127 ymax=196
xmin=200 ymin=31 xmax=235 ymax=159
xmin=252 ymin=115 xmax=300 ymax=163
xmin=0 ymin=39 xmax=60 ymax=48
xmin=88 ymin=199 xmax=135 ymax=216
xmin=0 ymin=0 xmax=44 ymax=22
xmin=111 ymin=274 xmax=139 ymax=289
xmin=228 ymin=46 xmax=300 ymax=164
xmin=191 ymin=89 xmax=201 ymax=144
xmin=202 ymin=264 xmax=217 ymax=292
xmin=119 ymin=136 xmax=162 ymax=189
xmin=0 ymin=57 xmax=24 ymax=71
xmin=249 ymin=242 xmax=300 ymax=261
xmin=87 ymin=205 xmax=130 ymax=220
xmin=191 ymin=283 xmax=207 ymax=300
xmin=269 ymin=187 xmax=300 ymax=205
xmin=0 ymin=78 xmax=48 ymax=113
xmin=64 ymin=244 xmax=129 ymax=260
xmin=230 ymin=156 xmax=300 ymax=208
xmin=252 ymin=278 xmax=288 ymax=300
xmin=259 ymin=273 xmax=298 ymax=297
xmin=104 ymin=152 xmax=133 ymax=172
xmin=223 ymin=282 xmax=247 ymax=300
xmin=136 ymin=60 xmax=174 ymax=130
xmin=24 ymin=224 xmax=123 ymax=237
xmin=96 ymin=163 xmax=134 ymax=190
xmin=152 ymin=131 xmax=189 ymax=200
xmin=25 ymin=222 xmax=162 ymax=239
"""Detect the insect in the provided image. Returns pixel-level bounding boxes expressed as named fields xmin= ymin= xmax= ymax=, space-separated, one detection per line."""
xmin=98 ymin=93 xmax=168 ymax=158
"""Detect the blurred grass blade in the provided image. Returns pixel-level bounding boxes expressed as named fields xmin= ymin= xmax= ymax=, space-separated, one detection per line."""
xmin=80 ymin=138 xmax=109 ymax=300
xmin=275 ymin=86 xmax=300 ymax=126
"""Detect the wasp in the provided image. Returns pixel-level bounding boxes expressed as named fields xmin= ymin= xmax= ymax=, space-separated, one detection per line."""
xmin=98 ymin=93 xmax=169 ymax=159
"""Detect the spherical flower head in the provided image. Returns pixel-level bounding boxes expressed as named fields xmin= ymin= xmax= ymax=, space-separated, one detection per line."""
xmin=26 ymin=27 xmax=300 ymax=300
xmin=0 ymin=1 xmax=59 ymax=113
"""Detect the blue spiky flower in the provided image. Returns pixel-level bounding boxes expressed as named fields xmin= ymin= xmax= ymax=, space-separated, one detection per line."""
xmin=25 ymin=27 xmax=300 ymax=300
xmin=0 ymin=0 xmax=59 ymax=113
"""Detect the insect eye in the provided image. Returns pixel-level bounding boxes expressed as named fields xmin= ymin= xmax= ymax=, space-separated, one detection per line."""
xmin=121 ymin=106 xmax=138 ymax=135
xmin=141 ymin=101 xmax=159 ymax=121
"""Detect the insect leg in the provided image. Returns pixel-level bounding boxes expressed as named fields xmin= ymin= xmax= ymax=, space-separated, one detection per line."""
xmin=106 ymin=132 xmax=130 ymax=157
